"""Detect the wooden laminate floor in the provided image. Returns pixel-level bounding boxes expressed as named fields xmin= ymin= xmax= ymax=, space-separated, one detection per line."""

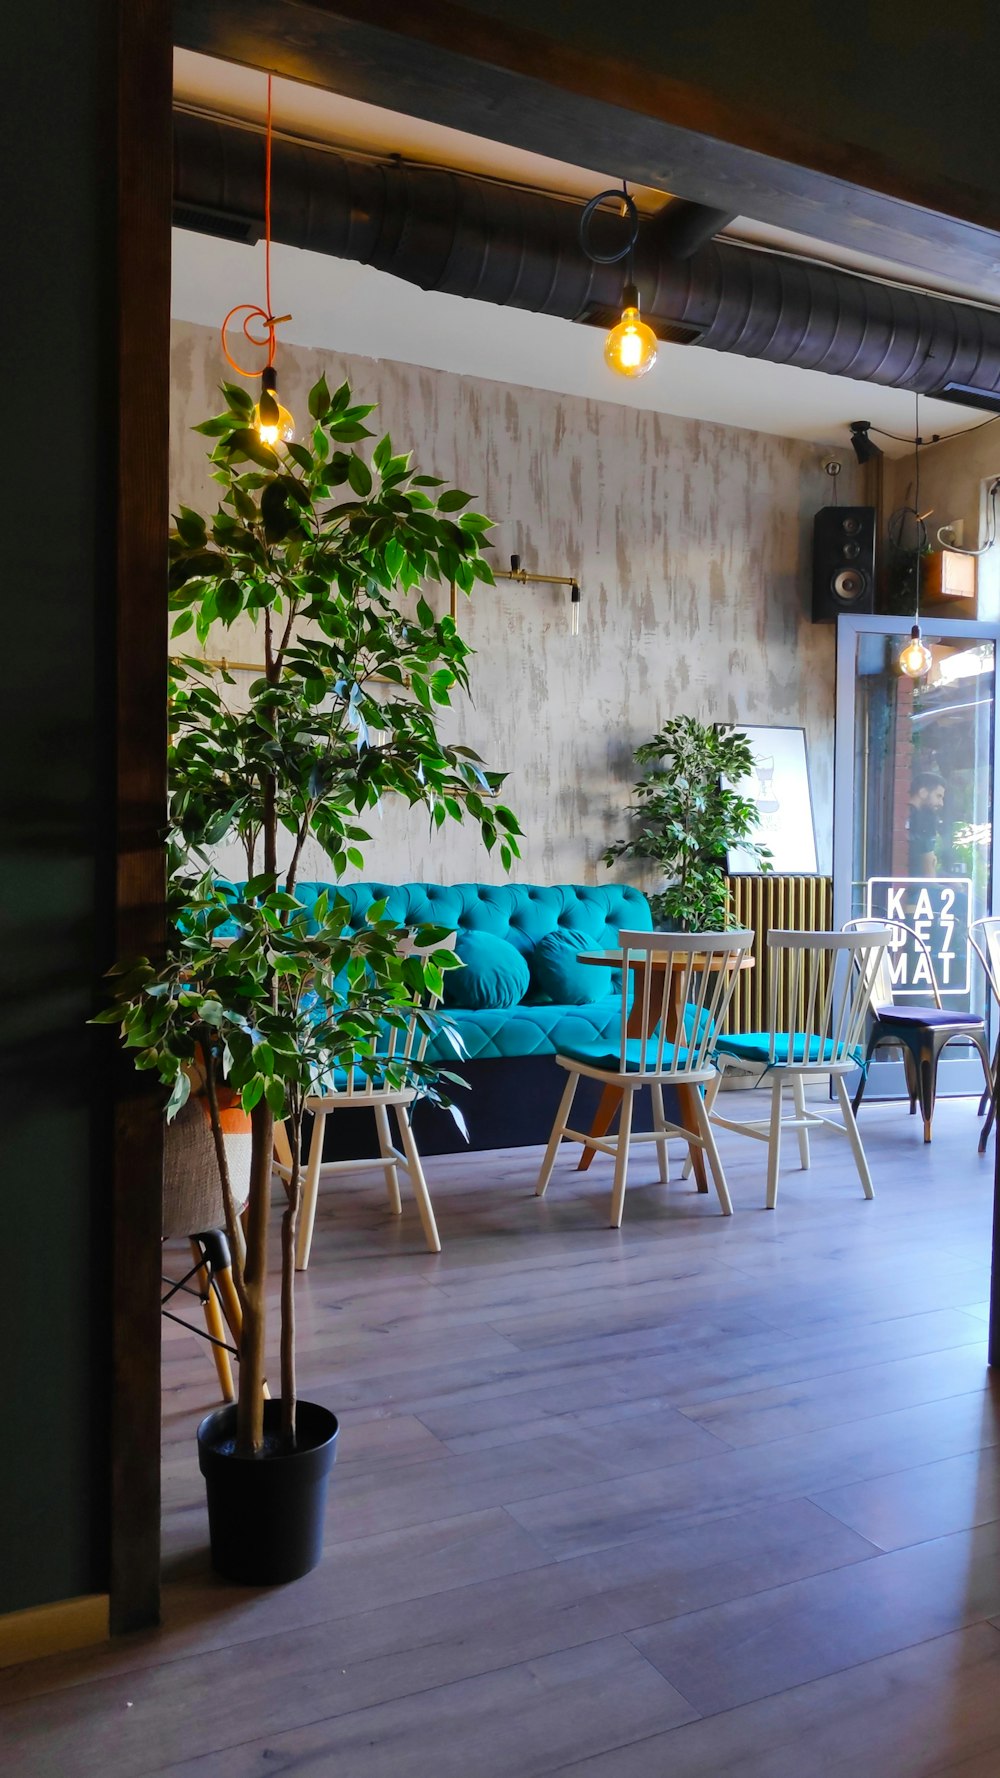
xmin=4 ymin=1090 xmax=1000 ymax=1776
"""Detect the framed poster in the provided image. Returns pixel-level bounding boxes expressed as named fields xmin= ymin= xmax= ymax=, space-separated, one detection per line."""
xmin=726 ymin=725 xmax=818 ymax=874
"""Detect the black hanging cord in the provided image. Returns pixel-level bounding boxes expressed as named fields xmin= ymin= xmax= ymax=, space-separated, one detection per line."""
xmin=578 ymin=181 xmax=641 ymax=274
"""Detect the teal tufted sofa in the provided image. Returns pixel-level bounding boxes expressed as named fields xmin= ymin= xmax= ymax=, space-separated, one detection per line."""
xmin=283 ymin=880 xmax=651 ymax=1062
xmin=220 ymin=880 xmax=654 ymax=1152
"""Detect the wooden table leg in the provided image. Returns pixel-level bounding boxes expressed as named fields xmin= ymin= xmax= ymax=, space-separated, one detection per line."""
xmin=577 ymin=1084 xmax=620 ymax=1172
xmin=675 ymin=1083 xmax=709 ymax=1192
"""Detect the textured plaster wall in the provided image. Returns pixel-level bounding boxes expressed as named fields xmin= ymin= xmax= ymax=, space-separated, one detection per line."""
xmin=170 ymin=319 xmax=851 ymax=887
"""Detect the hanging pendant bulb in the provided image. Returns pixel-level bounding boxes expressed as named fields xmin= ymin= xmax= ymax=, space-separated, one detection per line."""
xmin=570 ymin=582 xmax=581 ymax=637
xmin=899 ymin=623 xmax=933 ymax=679
xmin=605 ymin=283 xmax=658 ymax=379
xmin=253 ymin=366 xmax=295 ymax=446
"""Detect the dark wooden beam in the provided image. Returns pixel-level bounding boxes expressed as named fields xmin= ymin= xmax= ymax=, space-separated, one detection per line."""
xmin=174 ymin=0 xmax=1000 ymax=295
xmin=110 ymin=0 xmax=172 ymax=1634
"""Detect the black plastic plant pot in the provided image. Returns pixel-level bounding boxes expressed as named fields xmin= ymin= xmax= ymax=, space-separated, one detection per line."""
xmin=197 ymin=1399 xmax=339 ymax=1585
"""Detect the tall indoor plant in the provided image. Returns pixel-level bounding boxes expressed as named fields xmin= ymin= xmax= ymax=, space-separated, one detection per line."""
xmin=99 ymin=375 xmax=520 ymax=1577
xmin=603 ymin=717 xmax=769 ymax=929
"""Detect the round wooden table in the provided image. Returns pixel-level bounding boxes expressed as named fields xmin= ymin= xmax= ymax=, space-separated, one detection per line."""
xmin=574 ymin=949 xmax=754 ymax=1191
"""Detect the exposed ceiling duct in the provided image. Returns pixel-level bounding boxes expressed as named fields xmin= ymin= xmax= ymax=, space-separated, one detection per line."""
xmin=173 ymin=109 xmax=1000 ymax=413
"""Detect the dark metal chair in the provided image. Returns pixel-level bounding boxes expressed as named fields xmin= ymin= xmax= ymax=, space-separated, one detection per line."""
xmin=844 ymin=918 xmax=992 ymax=1144
xmin=969 ymin=918 xmax=1000 ymax=1153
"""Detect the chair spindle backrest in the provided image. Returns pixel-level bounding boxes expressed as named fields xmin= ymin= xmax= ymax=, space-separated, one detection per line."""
xmin=969 ymin=917 xmax=1000 ymax=1013
xmin=765 ymin=929 xmax=892 ymax=1064
xmin=842 ymin=917 xmax=943 ymax=1009
xmin=616 ymin=929 xmax=753 ymax=1078
xmin=335 ymin=930 xmax=454 ymax=1100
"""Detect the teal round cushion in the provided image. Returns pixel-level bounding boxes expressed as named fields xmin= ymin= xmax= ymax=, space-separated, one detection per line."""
xmin=531 ymin=929 xmax=613 ymax=1005
xmin=443 ymin=932 xmax=531 ymax=1010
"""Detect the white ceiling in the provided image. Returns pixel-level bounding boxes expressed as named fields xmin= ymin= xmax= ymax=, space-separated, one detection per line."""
xmin=172 ymin=50 xmax=993 ymax=459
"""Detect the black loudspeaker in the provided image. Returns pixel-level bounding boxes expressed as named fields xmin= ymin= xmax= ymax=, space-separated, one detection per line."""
xmin=812 ymin=505 xmax=876 ymax=621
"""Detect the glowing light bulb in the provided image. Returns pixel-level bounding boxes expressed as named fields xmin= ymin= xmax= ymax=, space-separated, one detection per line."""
xmin=898 ymin=624 xmax=933 ymax=679
xmin=605 ymin=284 xmax=657 ymax=379
xmin=253 ymin=366 xmax=295 ymax=446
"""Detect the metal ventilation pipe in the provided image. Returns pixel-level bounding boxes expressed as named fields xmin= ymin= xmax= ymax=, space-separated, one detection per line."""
xmin=173 ymin=108 xmax=1000 ymax=411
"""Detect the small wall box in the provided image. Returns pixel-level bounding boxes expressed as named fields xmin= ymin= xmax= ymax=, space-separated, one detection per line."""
xmin=921 ymin=549 xmax=977 ymax=620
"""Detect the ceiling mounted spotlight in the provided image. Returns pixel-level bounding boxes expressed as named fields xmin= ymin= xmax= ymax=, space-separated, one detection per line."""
xmin=849 ymin=421 xmax=883 ymax=465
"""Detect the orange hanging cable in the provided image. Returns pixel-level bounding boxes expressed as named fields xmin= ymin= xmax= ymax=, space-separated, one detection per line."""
xmin=220 ymin=74 xmax=291 ymax=378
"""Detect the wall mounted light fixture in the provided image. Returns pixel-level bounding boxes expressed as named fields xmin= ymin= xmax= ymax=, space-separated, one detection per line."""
xmin=449 ymin=555 xmax=582 ymax=635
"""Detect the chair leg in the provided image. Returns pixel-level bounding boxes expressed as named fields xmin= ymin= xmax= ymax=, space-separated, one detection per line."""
xmin=609 ymin=1089 xmax=635 ymax=1229
xmin=917 ymin=1040 xmax=936 ymax=1144
xmin=189 ymin=1239 xmax=234 ymax=1403
xmin=974 ymin=1037 xmax=995 ymax=1153
xmin=901 ymin=1045 xmax=919 ymax=1116
xmin=213 ymin=1259 xmax=243 ymax=1347
xmin=295 ymin=1109 xmax=327 ymax=1272
xmin=374 ymin=1102 xmax=402 ymax=1215
xmin=975 ymin=1038 xmax=989 ymax=1152
xmin=394 ymin=1103 xmax=441 ymax=1253
xmin=536 ymin=1069 xmax=581 ymax=1198
xmin=834 ymin=1073 xmax=875 ymax=1199
xmin=651 ymin=1082 xmax=669 ymax=1183
xmin=852 ymin=1036 xmax=878 ymax=1116
xmin=980 ymin=1034 xmax=999 ymax=1116
xmin=272 ymin=1118 xmax=294 ymax=1174
xmin=693 ymin=1091 xmax=733 ymax=1216
xmin=765 ymin=1076 xmax=784 ymax=1210
xmin=983 ymin=1089 xmax=999 ymax=1154
xmin=790 ymin=1072 xmax=811 ymax=1170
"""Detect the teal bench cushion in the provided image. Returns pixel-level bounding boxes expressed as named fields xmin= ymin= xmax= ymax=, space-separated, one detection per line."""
xmin=426 ymin=996 xmax=628 ymax=1063
xmin=555 ymin=1035 xmax=693 ymax=1073
xmin=716 ymin=1032 xmax=862 ymax=1066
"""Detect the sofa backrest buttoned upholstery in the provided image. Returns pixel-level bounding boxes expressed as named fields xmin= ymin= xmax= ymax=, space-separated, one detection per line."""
xmin=276 ymin=882 xmax=652 ymax=958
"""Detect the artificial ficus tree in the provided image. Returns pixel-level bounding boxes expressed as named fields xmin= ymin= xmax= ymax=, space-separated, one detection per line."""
xmin=101 ymin=375 xmax=521 ymax=1457
xmin=603 ymin=717 xmax=769 ymax=930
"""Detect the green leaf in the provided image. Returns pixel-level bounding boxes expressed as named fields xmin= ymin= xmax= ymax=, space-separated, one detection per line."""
xmin=308 ymin=374 xmax=331 ymax=419
xmin=241 ymin=1077 xmax=264 ymax=1112
xmin=215 ymin=579 xmax=242 ymax=625
xmin=347 ymin=454 xmax=373 ymax=495
xmin=330 ymin=422 xmax=373 ymax=443
xmin=437 ymin=489 xmax=473 ymax=512
xmin=225 ymin=428 xmax=279 ymax=470
xmin=265 ymin=1078 xmax=286 ymax=1117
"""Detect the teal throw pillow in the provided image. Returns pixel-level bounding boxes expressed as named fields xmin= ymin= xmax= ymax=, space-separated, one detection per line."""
xmin=443 ymin=932 xmax=530 ymax=1010
xmin=531 ymin=929 xmax=613 ymax=1005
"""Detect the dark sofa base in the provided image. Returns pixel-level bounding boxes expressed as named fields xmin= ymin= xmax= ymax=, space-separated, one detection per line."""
xmin=320 ymin=1057 xmax=677 ymax=1158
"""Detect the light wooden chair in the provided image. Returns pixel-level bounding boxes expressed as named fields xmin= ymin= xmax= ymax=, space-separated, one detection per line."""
xmin=289 ymin=940 xmax=449 ymax=1268
xmin=706 ymin=927 xmax=891 ymax=1207
xmin=535 ymin=928 xmax=753 ymax=1228
xmin=844 ymin=916 xmax=992 ymax=1143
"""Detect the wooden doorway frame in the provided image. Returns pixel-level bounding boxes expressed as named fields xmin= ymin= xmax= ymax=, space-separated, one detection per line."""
xmin=109 ymin=0 xmax=172 ymax=1633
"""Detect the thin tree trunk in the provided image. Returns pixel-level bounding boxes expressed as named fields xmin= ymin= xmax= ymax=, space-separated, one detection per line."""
xmin=236 ymin=1098 xmax=274 ymax=1456
xmin=279 ymin=1106 xmax=302 ymax=1447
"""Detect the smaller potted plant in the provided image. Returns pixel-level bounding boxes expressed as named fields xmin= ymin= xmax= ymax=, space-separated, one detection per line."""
xmin=603 ymin=717 xmax=770 ymax=929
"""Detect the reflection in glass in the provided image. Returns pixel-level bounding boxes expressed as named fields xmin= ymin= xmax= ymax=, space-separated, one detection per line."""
xmin=852 ymin=633 xmax=995 ymax=1017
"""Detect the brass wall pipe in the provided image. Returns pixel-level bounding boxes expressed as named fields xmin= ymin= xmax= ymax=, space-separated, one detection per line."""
xmin=450 ymin=554 xmax=581 ymax=628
